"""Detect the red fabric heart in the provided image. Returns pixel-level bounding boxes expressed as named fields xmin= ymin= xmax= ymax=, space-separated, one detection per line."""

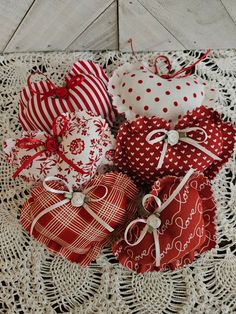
xmin=114 ymin=106 xmax=235 ymax=186
xmin=19 ymin=60 xmax=115 ymax=133
xmin=112 ymin=171 xmax=216 ymax=273
xmin=20 ymin=172 xmax=138 ymax=266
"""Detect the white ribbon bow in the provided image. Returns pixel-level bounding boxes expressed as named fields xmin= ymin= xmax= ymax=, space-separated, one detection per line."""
xmin=30 ymin=176 xmax=114 ymax=236
xmin=124 ymin=168 xmax=195 ymax=267
xmin=146 ymin=127 xmax=221 ymax=169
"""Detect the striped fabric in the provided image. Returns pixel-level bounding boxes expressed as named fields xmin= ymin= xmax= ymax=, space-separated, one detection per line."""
xmin=20 ymin=172 xmax=138 ymax=266
xmin=19 ymin=61 xmax=115 ymax=133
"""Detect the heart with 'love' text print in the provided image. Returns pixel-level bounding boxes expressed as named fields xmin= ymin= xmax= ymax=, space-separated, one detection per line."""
xmin=113 ymin=171 xmax=216 ymax=273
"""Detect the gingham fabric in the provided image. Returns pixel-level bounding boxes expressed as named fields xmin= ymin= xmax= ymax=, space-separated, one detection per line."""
xmin=20 ymin=172 xmax=138 ymax=266
xmin=19 ymin=60 xmax=115 ymax=133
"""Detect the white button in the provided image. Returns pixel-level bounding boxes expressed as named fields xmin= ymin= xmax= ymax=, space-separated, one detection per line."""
xmin=167 ymin=130 xmax=179 ymax=146
xmin=147 ymin=214 xmax=161 ymax=229
xmin=71 ymin=192 xmax=85 ymax=207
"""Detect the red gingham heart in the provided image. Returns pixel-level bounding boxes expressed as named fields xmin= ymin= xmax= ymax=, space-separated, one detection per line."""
xmin=20 ymin=172 xmax=138 ymax=266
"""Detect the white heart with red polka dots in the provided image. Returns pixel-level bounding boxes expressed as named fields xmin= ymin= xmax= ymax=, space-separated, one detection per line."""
xmin=108 ymin=62 xmax=216 ymax=124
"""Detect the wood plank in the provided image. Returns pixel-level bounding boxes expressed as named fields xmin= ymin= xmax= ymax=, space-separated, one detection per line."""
xmin=0 ymin=0 xmax=34 ymax=52
xmin=5 ymin=0 xmax=114 ymax=52
xmin=139 ymin=0 xmax=236 ymax=49
xmin=68 ymin=1 xmax=118 ymax=51
xmin=119 ymin=0 xmax=185 ymax=51
xmin=221 ymin=0 xmax=236 ymax=24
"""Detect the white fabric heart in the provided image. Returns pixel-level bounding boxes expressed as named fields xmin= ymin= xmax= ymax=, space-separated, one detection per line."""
xmin=108 ymin=62 xmax=216 ymax=125
xmin=3 ymin=111 xmax=115 ymax=187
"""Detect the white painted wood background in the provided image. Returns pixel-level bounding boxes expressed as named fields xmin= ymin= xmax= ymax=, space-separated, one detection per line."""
xmin=0 ymin=0 xmax=236 ymax=52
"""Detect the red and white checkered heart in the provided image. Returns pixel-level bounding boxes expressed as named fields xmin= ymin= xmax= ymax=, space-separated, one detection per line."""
xmin=113 ymin=172 xmax=216 ymax=273
xmin=3 ymin=111 xmax=115 ymax=187
xmin=108 ymin=62 xmax=215 ymax=123
xmin=19 ymin=60 xmax=115 ymax=134
xmin=20 ymin=172 xmax=138 ymax=266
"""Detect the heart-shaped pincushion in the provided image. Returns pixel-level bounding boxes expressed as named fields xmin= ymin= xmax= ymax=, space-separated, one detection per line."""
xmin=108 ymin=62 xmax=216 ymax=124
xmin=114 ymin=106 xmax=235 ymax=186
xmin=20 ymin=172 xmax=138 ymax=266
xmin=19 ymin=60 xmax=115 ymax=133
xmin=3 ymin=111 xmax=115 ymax=187
xmin=112 ymin=172 xmax=216 ymax=273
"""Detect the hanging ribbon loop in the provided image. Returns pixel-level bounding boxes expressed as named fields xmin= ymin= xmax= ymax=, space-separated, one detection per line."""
xmin=154 ymin=49 xmax=211 ymax=79
xmin=30 ymin=176 xmax=113 ymax=236
xmin=145 ymin=126 xmax=221 ymax=169
xmin=13 ymin=116 xmax=86 ymax=179
xmin=124 ymin=168 xmax=195 ymax=267
xmin=128 ymin=38 xmax=210 ymax=79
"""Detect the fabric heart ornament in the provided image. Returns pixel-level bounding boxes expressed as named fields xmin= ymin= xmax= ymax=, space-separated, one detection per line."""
xmin=108 ymin=53 xmax=216 ymax=124
xmin=112 ymin=169 xmax=216 ymax=273
xmin=19 ymin=60 xmax=115 ymax=133
xmin=114 ymin=106 xmax=235 ymax=186
xmin=20 ymin=172 xmax=138 ymax=266
xmin=3 ymin=111 xmax=115 ymax=187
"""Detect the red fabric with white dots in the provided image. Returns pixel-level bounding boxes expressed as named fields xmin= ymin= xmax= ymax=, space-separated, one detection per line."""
xmin=114 ymin=106 xmax=235 ymax=186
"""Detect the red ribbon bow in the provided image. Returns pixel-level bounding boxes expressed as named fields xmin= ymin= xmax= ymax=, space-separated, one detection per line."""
xmin=27 ymin=71 xmax=84 ymax=100
xmin=13 ymin=116 xmax=86 ymax=179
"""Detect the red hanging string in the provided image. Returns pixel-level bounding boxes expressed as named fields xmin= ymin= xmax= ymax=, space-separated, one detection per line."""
xmin=128 ymin=38 xmax=211 ymax=79
xmin=154 ymin=55 xmax=172 ymax=78
xmin=13 ymin=116 xmax=86 ymax=179
xmin=154 ymin=49 xmax=211 ymax=79
xmin=128 ymin=38 xmax=140 ymax=62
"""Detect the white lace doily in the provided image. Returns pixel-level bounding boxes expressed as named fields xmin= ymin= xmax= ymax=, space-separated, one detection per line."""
xmin=0 ymin=50 xmax=236 ymax=314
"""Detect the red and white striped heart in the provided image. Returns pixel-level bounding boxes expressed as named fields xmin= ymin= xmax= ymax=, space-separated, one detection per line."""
xmin=19 ymin=60 xmax=115 ymax=133
xmin=108 ymin=62 xmax=215 ymax=124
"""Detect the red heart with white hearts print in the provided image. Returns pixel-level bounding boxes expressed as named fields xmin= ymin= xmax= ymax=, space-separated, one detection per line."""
xmin=114 ymin=106 xmax=235 ymax=186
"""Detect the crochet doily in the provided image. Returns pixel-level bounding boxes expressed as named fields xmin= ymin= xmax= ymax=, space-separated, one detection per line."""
xmin=0 ymin=50 xmax=235 ymax=314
